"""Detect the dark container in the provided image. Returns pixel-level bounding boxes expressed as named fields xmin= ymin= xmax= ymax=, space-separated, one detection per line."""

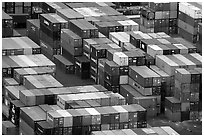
xmin=104 ymin=80 xmax=120 ymax=93
xmin=82 ymin=126 xmax=91 ymax=135
xmin=104 ymin=71 xmax=119 ymax=86
xmin=123 ymin=50 xmax=146 ymax=66
xmin=181 ymin=111 xmax=190 ymax=121
xmin=178 ymin=27 xmax=198 ymax=43
xmin=26 ymin=19 xmax=40 ymax=45
xmin=104 ymin=60 xmax=120 ymax=76
xmin=95 ymin=107 xmax=110 ymax=124
xmin=144 ymin=53 xmax=156 ymax=66
xmin=178 ymin=11 xmax=202 ymax=28
xmin=71 ymin=126 xmax=82 ymax=135
xmin=119 ymin=66 xmax=129 ymax=75
xmin=68 ymin=19 xmax=90 ymax=39
xmin=119 ymin=122 xmax=129 ymax=129
xmin=165 ymin=97 xmax=181 ymax=112
xmin=90 ymin=45 xmax=107 ymax=59
xmin=68 ymin=109 xmax=82 ymax=127
xmin=129 ymin=32 xmax=143 ymax=48
xmin=61 ymin=29 xmax=82 ymax=48
xmin=2 ymin=11 xmax=13 ymax=37
xmin=190 ymin=102 xmax=199 ymax=111
xmin=78 ymin=19 xmax=99 ymax=38
xmin=9 ymin=100 xmax=26 ymax=126
xmin=136 ymin=121 xmax=147 ymax=128
xmin=35 ymin=121 xmax=53 ymax=135
xmin=63 ymin=127 xmax=72 ymax=135
xmin=74 ymin=56 xmax=90 ymax=79
xmin=53 ymin=55 xmax=75 ymax=74
xmin=91 ymin=124 xmax=101 ymax=131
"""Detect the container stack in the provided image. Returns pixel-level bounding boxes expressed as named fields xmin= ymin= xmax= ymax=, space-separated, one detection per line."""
xmin=2 ymin=11 xmax=13 ymax=37
xmin=2 ymin=121 xmax=18 ymax=135
xmin=91 ymin=126 xmax=180 ymax=135
xmin=26 ymin=19 xmax=40 ymax=45
xmin=39 ymin=13 xmax=68 ymax=60
xmin=128 ymin=66 xmax=162 ymax=117
xmin=173 ymin=67 xmax=202 ymax=121
xmin=2 ymin=37 xmax=41 ymax=56
xmin=2 ymin=54 xmax=56 ymax=78
xmin=178 ymin=2 xmax=202 ymax=43
xmin=140 ymin=2 xmax=178 ymax=34
xmin=3 ymin=2 xmax=32 ymax=28
xmin=34 ymin=104 xmax=147 ymax=135
xmin=2 ymin=2 xmax=32 ymax=14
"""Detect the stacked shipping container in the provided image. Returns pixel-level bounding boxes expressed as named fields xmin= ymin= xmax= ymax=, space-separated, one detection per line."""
xmin=39 ymin=13 xmax=68 ymax=60
xmin=2 ymin=11 xmax=13 ymax=37
xmin=140 ymin=2 xmax=178 ymax=34
xmin=178 ymin=2 xmax=202 ymax=43
xmin=91 ymin=126 xmax=179 ymax=135
xmin=2 ymin=37 xmax=41 ymax=56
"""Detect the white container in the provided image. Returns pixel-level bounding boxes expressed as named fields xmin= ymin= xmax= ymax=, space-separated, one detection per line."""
xmin=117 ymin=32 xmax=130 ymax=42
xmin=173 ymin=44 xmax=188 ymax=54
xmin=57 ymin=110 xmax=73 ymax=127
xmin=156 ymin=32 xmax=170 ymax=38
xmin=119 ymin=75 xmax=128 ymax=84
xmin=118 ymin=20 xmax=131 ymax=32
xmin=109 ymin=32 xmax=120 ymax=45
xmin=160 ymin=126 xmax=179 ymax=135
xmin=113 ymin=52 xmax=129 ymax=66
xmin=147 ymin=45 xmax=163 ymax=57
xmin=179 ymin=2 xmax=202 ymax=19
xmin=127 ymin=20 xmax=139 ymax=31
xmin=190 ymin=53 xmax=202 ymax=62
xmin=173 ymin=54 xmax=196 ymax=69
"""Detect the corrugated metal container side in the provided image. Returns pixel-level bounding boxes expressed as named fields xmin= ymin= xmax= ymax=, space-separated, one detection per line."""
xmin=165 ymin=107 xmax=181 ymax=122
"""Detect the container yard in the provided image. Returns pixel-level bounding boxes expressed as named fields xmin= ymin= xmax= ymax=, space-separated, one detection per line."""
xmin=2 ymin=2 xmax=202 ymax=135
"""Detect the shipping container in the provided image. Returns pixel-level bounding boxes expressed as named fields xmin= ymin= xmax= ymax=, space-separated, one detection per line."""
xmin=165 ymin=107 xmax=181 ymax=122
xmin=129 ymin=66 xmax=161 ymax=87
xmin=2 ymin=11 xmax=13 ymax=37
xmin=42 ymin=2 xmax=68 ymax=13
xmin=35 ymin=121 xmax=54 ymax=135
xmin=156 ymin=55 xmax=179 ymax=76
xmin=13 ymin=67 xmax=55 ymax=84
xmin=26 ymin=19 xmax=40 ymax=45
xmin=53 ymin=55 xmax=75 ymax=74
xmin=179 ymin=2 xmax=202 ymax=19
xmin=68 ymin=19 xmax=90 ymax=38
xmin=9 ymin=100 xmax=26 ymax=126
xmin=2 ymin=37 xmax=41 ymax=56
xmin=165 ymin=97 xmax=181 ymax=112
xmin=3 ymin=78 xmax=19 ymax=87
xmin=20 ymin=106 xmax=46 ymax=130
xmin=2 ymin=121 xmax=18 ymax=135
xmin=74 ymin=56 xmax=90 ymax=79
xmin=23 ymin=74 xmax=63 ymax=89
